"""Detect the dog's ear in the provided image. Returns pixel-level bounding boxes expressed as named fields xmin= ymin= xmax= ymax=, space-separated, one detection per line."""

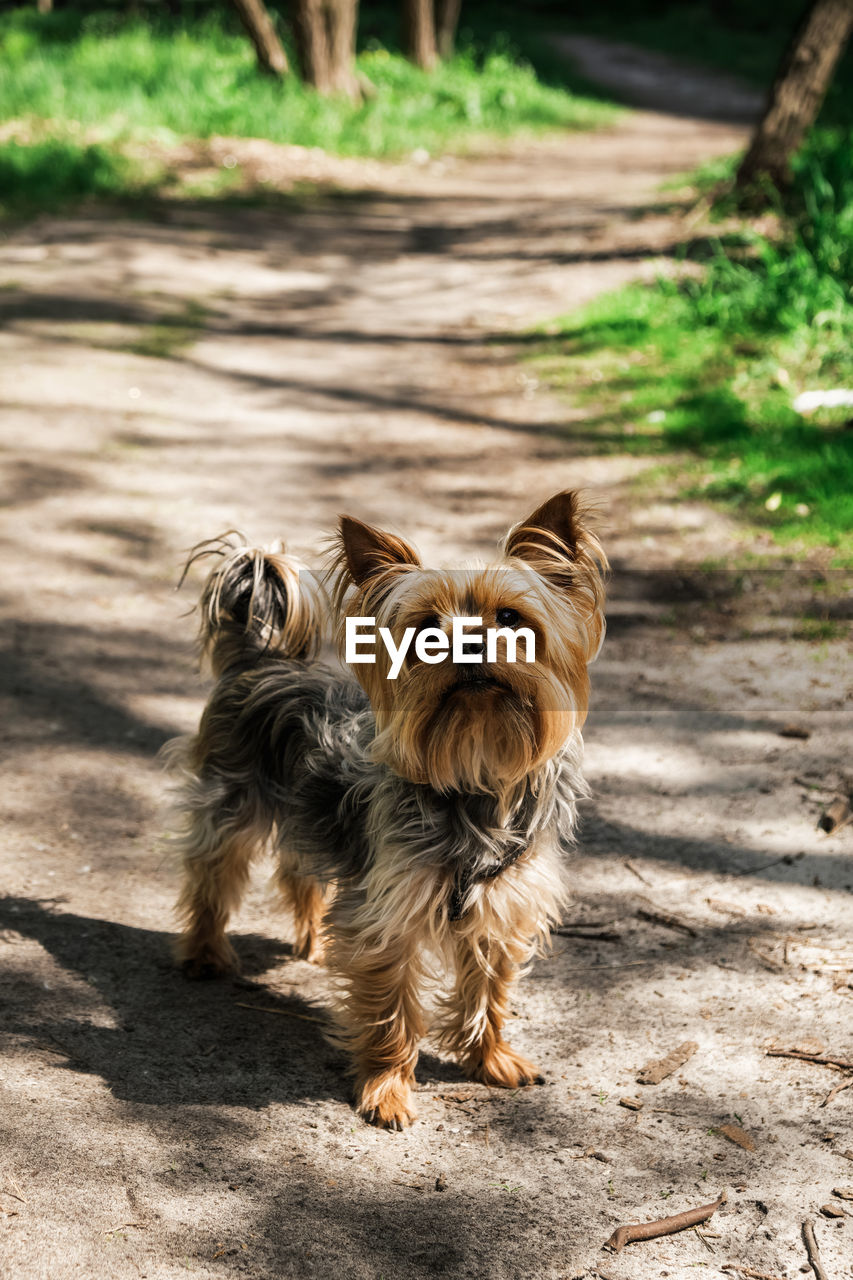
xmin=505 ymin=491 xmax=607 ymax=660
xmin=338 ymin=515 xmax=421 ymax=588
xmin=504 ymin=491 xmax=585 ymax=576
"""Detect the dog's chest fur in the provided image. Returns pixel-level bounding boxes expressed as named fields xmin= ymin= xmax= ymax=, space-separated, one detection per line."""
xmin=216 ymin=659 xmax=584 ymax=911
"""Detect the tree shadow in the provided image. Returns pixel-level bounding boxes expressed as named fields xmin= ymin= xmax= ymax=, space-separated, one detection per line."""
xmin=0 ymin=895 xmax=349 ymax=1111
xmin=1 ymin=619 xmax=187 ymax=759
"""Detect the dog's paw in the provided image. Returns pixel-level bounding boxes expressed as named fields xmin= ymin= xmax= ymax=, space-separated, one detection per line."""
xmin=357 ymin=1074 xmax=418 ymax=1131
xmin=466 ymin=1041 xmax=544 ymax=1089
xmin=178 ymin=937 xmax=238 ymax=980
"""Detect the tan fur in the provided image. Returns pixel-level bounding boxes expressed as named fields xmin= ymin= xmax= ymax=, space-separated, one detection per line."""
xmin=329 ymin=496 xmax=606 ymax=799
xmin=275 ymin=870 xmax=330 ymax=964
xmin=327 ymin=904 xmax=425 ymax=1128
xmin=175 ymin=824 xmax=262 ymax=977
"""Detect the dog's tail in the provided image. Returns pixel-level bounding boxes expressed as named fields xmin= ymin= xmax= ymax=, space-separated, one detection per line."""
xmin=180 ymin=532 xmax=327 ymax=678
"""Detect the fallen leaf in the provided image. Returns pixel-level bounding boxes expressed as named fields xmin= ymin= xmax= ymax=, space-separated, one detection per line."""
xmin=832 ymin=1187 xmax=853 ymax=1200
xmin=637 ymin=1042 xmax=698 ymax=1086
xmin=820 ymin=1203 xmax=845 ymax=1218
xmin=717 ymin=1123 xmax=756 ymax=1152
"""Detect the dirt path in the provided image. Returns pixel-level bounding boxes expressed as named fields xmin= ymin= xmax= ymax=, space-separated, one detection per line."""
xmin=2 ymin=46 xmax=851 ymax=1280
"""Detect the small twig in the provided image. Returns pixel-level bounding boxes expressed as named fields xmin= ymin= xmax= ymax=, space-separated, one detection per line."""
xmin=552 ymin=927 xmax=622 ymax=942
xmin=635 ymin=900 xmax=697 ymax=937
xmin=233 ymin=1002 xmax=325 ymax=1024
xmin=604 ymin=1190 xmax=726 ymax=1253
xmin=819 ymin=798 xmax=852 ymax=836
xmin=821 ymin=1078 xmax=853 ymax=1107
xmin=802 ymin=1218 xmax=830 ymax=1280
xmin=558 ymin=917 xmax=618 ymax=929
xmin=5 ymin=1178 xmax=27 ymax=1205
xmin=767 ymin=1048 xmax=853 ymax=1071
xmin=624 ymin=859 xmax=653 ymax=887
xmin=555 ymin=959 xmax=660 ymax=972
xmin=103 ymin=1223 xmax=142 ymax=1236
xmin=748 ymin=938 xmax=786 ymax=972
xmin=721 ymin=1266 xmax=787 ymax=1280
xmin=694 ymin=1225 xmax=716 ymax=1252
xmin=441 ymin=1102 xmax=476 ymax=1117
xmin=730 ymin=853 xmax=800 ymax=878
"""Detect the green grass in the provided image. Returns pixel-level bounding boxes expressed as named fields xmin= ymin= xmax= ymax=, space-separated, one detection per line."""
xmin=0 ymin=137 xmax=154 ymax=214
xmin=528 ymin=136 xmax=853 ymax=564
xmin=0 ymin=5 xmax=618 ymax=215
xmin=126 ymin=300 xmax=209 ymax=360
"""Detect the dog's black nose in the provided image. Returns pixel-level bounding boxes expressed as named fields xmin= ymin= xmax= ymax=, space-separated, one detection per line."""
xmin=456 ymin=634 xmax=486 ymax=660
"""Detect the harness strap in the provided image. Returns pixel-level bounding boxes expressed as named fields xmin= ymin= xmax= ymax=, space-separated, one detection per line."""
xmin=448 ymin=844 xmax=526 ymax=923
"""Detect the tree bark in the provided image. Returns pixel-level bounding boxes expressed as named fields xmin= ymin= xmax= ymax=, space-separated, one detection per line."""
xmin=230 ymin=0 xmax=289 ymax=78
xmin=37 ymin=0 xmax=53 ymax=13
xmin=326 ymin=0 xmax=360 ymax=95
xmin=403 ymin=0 xmax=438 ymax=70
xmin=736 ymin=0 xmax=853 ymax=190
xmin=436 ymin=0 xmax=461 ymax=60
xmin=293 ymin=0 xmax=360 ymax=96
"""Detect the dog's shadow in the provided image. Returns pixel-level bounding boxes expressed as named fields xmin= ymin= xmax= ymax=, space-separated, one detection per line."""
xmin=0 ymin=895 xmax=352 ymax=1110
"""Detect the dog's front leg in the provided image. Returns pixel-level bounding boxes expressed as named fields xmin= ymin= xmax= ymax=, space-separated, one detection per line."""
xmin=347 ymin=941 xmax=424 ymax=1130
xmin=442 ymin=932 xmax=544 ymax=1088
xmin=331 ymin=895 xmax=425 ymax=1129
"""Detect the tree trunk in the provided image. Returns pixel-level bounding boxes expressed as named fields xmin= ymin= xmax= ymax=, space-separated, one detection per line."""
xmin=436 ymin=0 xmax=461 ymax=60
xmin=736 ymin=0 xmax=853 ymax=190
xmin=293 ymin=0 xmax=360 ymax=96
xmin=37 ymin=0 xmax=53 ymax=13
xmin=403 ymin=0 xmax=438 ymax=70
xmin=326 ymin=0 xmax=360 ymax=95
xmin=230 ymin=0 xmax=289 ymax=78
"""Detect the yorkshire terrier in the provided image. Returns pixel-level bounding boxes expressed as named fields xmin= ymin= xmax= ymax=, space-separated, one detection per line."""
xmin=166 ymin=492 xmax=606 ymax=1129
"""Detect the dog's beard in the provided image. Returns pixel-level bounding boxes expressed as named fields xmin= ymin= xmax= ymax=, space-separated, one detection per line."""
xmin=370 ymin=663 xmax=580 ymax=797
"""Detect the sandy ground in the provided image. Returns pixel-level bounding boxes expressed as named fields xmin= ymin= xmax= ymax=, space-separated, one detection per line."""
xmin=1 ymin=42 xmax=852 ymax=1280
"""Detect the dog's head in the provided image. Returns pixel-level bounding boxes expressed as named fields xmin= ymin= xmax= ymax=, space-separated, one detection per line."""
xmin=331 ymin=492 xmax=606 ymax=796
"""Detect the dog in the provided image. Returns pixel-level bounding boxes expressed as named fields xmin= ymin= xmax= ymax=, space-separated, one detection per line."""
xmin=166 ymin=492 xmax=606 ymax=1129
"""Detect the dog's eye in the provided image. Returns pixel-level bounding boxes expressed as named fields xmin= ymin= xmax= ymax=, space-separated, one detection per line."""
xmin=495 ymin=607 xmax=520 ymax=627
xmin=418 ymin=614 xmax=441 ymax=632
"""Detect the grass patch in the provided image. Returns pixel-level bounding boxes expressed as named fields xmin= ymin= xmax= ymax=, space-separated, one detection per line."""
xmin=0 ymin=4 xmax=619 ymax=214
xmin=528 ymin=135 xmax=853 ymax=564
xmin=0 ymin=136 xmax=157 ymax=215
xmin=125 ymin=300 xmax=208 ymax=360
xmin=794 ymin=616 xmax=849 ymax=642
xmin=0 ymin=6 xmax=617 ymax=191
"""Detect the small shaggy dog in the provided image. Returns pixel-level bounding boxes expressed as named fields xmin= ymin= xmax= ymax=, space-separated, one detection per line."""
xmin=166 ymin=491 xmax=606 ymax=1128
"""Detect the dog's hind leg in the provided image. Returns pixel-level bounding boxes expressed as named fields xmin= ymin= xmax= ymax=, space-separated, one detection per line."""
xmin=275 ymin=865 xmax=331 ymax=964
xmin=174 ymin=786 xmax=266 ymax=979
